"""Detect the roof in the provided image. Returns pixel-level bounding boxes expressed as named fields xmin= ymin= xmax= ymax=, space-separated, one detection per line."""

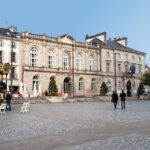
xmin=85 ymin=32 xmax=106 ymax=40
xmin=0 ymin=28 xmax=20 ymax=39
xmin=89 ymin=38 xmax=145 ymax=55
xmin=0 ymin=28 xmax=11 ymax=37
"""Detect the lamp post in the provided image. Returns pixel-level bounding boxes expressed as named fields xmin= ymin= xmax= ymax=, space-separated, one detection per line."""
xmin=10 ymin=33 xmax=14 ymax=93
xmin=72 ymin=48 xmax=75 ymax=98
xmin=114 ymin=53 xmax=119 ymax=92
xmin=67 ymin=49 xmax=74 ymax=98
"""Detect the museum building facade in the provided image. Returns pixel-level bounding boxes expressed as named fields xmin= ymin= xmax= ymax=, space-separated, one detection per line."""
xmin=20 ymin=31 xmax=145 ymax=96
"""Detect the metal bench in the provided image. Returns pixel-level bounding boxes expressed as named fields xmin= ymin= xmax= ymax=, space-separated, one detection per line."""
xmin=0 ymin=103 xmax=7 ymax=115
xmin=20 ymin=102 xmax=30 ymax=113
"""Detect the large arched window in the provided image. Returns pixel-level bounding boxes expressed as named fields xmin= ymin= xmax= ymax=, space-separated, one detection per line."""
xmin=33 ymin=75 xmax=39 ymax=91
xmin=76 ymin=54 xmax=82 ymax=70
xmin=106 ymin=81 xmax=111 ymax=92
xmin=30 ymin=47 xmax=38 ymax=67
xmin=79 ymin=77 xmax=84 ymax=91
xmin=89 ymin=56 xmax=94 ymax=71
xmin=91 ymin=78 xmax=96 ymax=91
xmin=63 ymin=52 xmax=69 ymax=69
xmin=48 ymin=50 xmax=54 ymax=68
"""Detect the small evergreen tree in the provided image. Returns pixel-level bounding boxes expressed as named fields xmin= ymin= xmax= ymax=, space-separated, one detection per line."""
xmin=48 ymin=76 xmax=58 ymax=96
xmin=100 ymin=82 xmax=108 ymax=96
xmin=137 ymin=82 xmax=145 ymax=98
xmin=141 ymin=72 xmax=150 ymax=86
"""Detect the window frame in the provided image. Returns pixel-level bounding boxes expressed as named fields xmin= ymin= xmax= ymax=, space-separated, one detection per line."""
xmin=79 ymin=78 xmax=84 ymax=91
xmin=30 ymin=47 xmax=38 ymax=67
xmin=48 ymin=50 xmax=54 ymax=68
xmin=88 ymin=55 xmax=94 ymax=71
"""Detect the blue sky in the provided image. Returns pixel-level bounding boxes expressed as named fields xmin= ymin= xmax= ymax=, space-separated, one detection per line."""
xmin=0 ymin=0 xmax=150 ymax=66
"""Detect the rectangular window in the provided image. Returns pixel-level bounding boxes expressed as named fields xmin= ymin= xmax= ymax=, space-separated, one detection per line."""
xmin=91 ymin=82 xmax=96 ymax=91
xmin=12 ymin=67 xmax=15 ymax=79
xmin=0 ymin=51 xmax=2 ymax=61
xmin=106 ymin=63 xmax=110 ymax=72
xmin=125 ymin=65 xmax=129 ymax=73
xmin=125 ymin=54 xmax=128 ymax=60
xmin=139 ymin=57 xmax=141 ymax=61
xmin=118 ymin=53 xmax=121 ymax=59
xmin=132 ymin=55 xmax=134 ymax=60
xmin=48 ymin=56 xmax=53 ymax=68
xmin=12 ymin=52 xmax=16 ymax=63
xmin=63 ymin=56 xmax=68 ymax=70
xmin=10 ymin=41 xmax=16 ymax=49
xmin=138 ymin=66 xmax=142 ymax=73
xmin=118 ymin=64 xmax=121 ymax=73
xmin=79 ymin=81 xmax=84 ymax=91
xmin=30 ymin=53 xmax=37 ymax=67
xmin=106 ymin=52 xmax=110 ymax=58
xmin=118 ymin=81 xmax=121 ymax=90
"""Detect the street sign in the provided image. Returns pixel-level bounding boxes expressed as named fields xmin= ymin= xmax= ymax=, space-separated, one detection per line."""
xmin=0 ymin=62 xmax=4 ymax=73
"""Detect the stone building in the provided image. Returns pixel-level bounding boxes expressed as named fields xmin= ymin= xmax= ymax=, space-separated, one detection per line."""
xmin=21 ymin=31 xmax=145 ymax=97
xmin=0 ymin=26 xmax=21 ymax=92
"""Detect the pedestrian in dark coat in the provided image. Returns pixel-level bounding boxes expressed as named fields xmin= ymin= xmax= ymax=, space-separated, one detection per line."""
xmin=120 ymin=90 xmax=126 ymax=109
xmin=111 ymin=91 xmax=118 ymax=109
xmin=6 ymin=91 xmax=12 ymax=111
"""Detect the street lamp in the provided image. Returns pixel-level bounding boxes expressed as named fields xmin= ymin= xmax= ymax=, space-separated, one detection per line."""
xmin=114 ymin=53 xmax=119 ymax=92
xmin=67 ymin=49 xmax=75 ymax=98
xmin=72 ymin=48 xmax=75 ymax=98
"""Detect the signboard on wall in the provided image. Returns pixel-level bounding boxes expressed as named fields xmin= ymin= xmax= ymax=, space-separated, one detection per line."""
xmin=0 ymin=62 xmax=11 ymax=74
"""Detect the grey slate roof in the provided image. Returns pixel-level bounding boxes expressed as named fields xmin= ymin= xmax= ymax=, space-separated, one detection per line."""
xmin=90 ymin=38 xmax=145 ymax=55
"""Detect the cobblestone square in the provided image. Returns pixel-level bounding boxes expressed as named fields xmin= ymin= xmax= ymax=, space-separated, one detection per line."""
xmin=0 ymin=100 xmax=150 ymax=150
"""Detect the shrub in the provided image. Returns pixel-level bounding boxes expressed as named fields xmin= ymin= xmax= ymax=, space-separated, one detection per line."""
xmin=100 ymin=82 xmax=108 ymax=96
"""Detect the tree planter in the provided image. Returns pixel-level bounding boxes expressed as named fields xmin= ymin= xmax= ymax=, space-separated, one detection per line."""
xmin=46 ymin=96 xmax=63 ymax=103
xmin=68 ymin=92 xmax=72 ymax=97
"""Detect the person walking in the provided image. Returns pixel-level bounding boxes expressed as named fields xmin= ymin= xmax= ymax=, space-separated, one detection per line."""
xmin=111 ymin=91 xmax=118 ymax=109
xmin=6 ymin=91 xmax=12 ymax=111
xmin=120 ymin=90 xmax=126 ymax=109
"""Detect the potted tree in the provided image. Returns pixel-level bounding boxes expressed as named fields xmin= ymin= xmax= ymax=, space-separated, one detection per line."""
xmin=47 ymin=77 xmax=62 ymax=102
xmin=99 ymin=82 xmax=108 ymax=101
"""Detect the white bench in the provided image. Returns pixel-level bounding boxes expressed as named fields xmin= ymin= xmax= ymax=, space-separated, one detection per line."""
xmin=20 ymin=102 xmax=30 ymax=113
xmin=0 ymin=103 xmax=7 ymax=115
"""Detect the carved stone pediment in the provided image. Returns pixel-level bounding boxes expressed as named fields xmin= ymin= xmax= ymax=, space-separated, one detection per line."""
xmin=58 ymin=34 xmax=75 ymax=44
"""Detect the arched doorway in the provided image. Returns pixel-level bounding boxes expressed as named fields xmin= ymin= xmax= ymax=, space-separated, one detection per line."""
xmin=64 ymin=77 xmax=72 ymax=93
xmin=126 ymin=80 xmax=132 ymax=97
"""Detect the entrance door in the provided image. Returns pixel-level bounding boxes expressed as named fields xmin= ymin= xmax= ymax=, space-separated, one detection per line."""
xmin=126 ymin=80 xmax=132 ymax=97
xmin=64 ymin=77 xmax=71 ymax=93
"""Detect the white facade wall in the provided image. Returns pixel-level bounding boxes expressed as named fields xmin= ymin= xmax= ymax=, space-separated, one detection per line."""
xmin=0 ymin=36 xmax=20 ymax=90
